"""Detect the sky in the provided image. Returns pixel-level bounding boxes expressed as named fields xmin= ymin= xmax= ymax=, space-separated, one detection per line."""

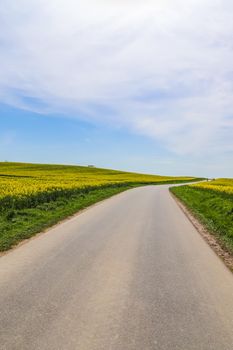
xmin=0 ymin=0 xmax=233 ymax=177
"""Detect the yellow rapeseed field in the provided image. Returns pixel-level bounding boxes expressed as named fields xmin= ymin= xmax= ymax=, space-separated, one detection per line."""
xmin=191 ymin=178 xmax=233 ymax=195
xmin=0 ymin=162 xmax=195 ymax=210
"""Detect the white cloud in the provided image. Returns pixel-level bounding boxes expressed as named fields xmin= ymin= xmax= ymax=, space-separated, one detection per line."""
xmin=0 ymin=0 xmax=233 ymax=157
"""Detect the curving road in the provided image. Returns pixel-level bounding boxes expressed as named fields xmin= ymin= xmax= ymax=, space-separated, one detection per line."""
xmin=0 ymin=185 xmax=233 ymax=350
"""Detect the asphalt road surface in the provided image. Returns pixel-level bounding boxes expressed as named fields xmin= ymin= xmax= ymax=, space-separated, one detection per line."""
xmin=1 ymin=185 xmax=233 ymax=350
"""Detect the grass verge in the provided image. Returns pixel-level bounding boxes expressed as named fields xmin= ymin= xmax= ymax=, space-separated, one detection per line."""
xmin=0 ymin=179 xmax=202 ymax=252
xmin=0 ymin=184 xmax=133 ymax=252
xmin=170 ymin=186 xmax=233 ymax=255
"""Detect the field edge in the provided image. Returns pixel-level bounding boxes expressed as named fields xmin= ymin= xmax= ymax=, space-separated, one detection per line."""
xmin=170 ymin=186 xmax=233 ymax=271
xmin=0 ymin=185 xmax=134 ymax=253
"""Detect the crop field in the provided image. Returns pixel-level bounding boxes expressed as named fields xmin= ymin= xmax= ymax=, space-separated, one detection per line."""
xmin=171 ymin=179 xmax=233 ymax=254
xmin=0 ymin=162 xmax=196 ymax=251
xmin=0 ymin=162 xmax=196 ymax=210
xmin=191 ymin=178 xmax=233 ymax=195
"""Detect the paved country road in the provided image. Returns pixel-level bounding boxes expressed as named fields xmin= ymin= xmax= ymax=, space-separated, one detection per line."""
xmin=1 ymin=185 xmax=233 ymax=350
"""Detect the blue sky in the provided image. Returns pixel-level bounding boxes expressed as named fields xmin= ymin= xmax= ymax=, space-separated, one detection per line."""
xmin=0 ymin=0 xmax=233 ymax=177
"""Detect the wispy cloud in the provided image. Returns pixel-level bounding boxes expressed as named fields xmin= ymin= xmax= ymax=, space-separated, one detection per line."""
xmin=0 ymin=0 xmax=233 ymax=156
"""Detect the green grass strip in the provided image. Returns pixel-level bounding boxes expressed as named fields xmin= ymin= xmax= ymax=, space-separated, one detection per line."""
xmin=0 ymin=185 xmax=133 ymax=251
xmin=171 ymin=186 xmax=233 ymax=254
xmin=0 ymin=179 xmax=203 ymax=252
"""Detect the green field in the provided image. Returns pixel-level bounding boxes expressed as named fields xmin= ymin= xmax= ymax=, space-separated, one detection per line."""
xmin=171 ymin=179 xmax=233 ymax=255
xmin=0 ymin=162 xmax=198 ymax=251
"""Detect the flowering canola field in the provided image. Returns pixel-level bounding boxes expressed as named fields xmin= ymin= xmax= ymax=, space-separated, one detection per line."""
xmin=0 ymin=162 xmax=195 ymax=211
xmin=191 ymin=178 xmax=233 ymax=195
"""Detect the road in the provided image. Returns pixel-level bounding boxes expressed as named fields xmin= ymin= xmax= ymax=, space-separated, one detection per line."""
xmin=0 ymin=185 xmax=233 ymax=350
